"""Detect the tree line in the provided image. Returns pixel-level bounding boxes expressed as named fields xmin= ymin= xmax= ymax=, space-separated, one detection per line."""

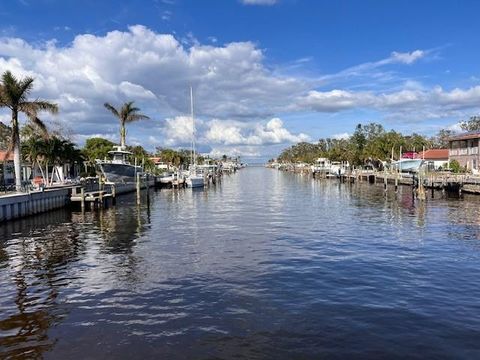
xmin=276 ymin=120 xmax=480 ymax=165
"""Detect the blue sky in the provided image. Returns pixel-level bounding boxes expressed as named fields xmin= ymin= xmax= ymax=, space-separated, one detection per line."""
xmin=0 ymin=0 xmax=480 ymax=160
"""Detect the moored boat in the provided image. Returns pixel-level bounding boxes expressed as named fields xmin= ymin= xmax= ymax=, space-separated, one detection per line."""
xmin=96 ymin=145 xmax=152 ymax=194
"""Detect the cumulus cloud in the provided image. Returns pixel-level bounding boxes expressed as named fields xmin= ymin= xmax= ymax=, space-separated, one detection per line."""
xmin=163 ymin=116 xmax=196 ymax=146
xmin=0 ymin=25 xmax=478 ymax=157
xmin=159 ymin=116 xmax=308 ymax=157
xmin=297 ymin=85 xmax=480 ymax=120
xmin=332 ymin=132 xmax=350 ymax=140
xmin=0 ymin=25 xmax=309 ymax=157
xmin=203 ymin=118 xmax=309 ymax=146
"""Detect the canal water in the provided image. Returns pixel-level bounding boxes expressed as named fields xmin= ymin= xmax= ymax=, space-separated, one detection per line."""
xmin=1 ymin=167 xmax=480 ymax=359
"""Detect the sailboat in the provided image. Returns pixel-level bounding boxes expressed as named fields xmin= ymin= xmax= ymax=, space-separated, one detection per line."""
xmin=185 ymin=87 xmax=205 ymax=188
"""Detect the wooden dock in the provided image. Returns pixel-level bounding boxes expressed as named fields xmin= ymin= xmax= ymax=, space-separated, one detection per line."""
xmin=311 ymin=169 xmax=480 ymax=196
xmin=70 ymin=186 xmax=114 ymax=210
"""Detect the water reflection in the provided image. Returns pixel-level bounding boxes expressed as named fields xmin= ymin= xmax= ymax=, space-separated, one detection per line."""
xmin=0 ymin=209 xmax=79 ymax=358
xmin=2 ymin=169 xmax=480 ymax=358
xmin=0 ymin=195 xmax=153 ymax=359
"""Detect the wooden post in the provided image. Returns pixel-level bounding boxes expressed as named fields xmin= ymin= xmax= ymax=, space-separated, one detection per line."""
xmin=99 ymin=177 xmax=103 ymax=207
xmin=80 ymin=187 xmax=85 ymax=211
xmin=136 ymin=173 xmax=141 ymax=205
xmin=112 ymin=184 xmax=116 ymax=205
xmin=417 ymin=172 xmax=426 ymax=200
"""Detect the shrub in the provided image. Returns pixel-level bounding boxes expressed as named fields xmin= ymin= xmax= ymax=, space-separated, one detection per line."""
xmin=449 ymin=160 xmax=462 ymax=173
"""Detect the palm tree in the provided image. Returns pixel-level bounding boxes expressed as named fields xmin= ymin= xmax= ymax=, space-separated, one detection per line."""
xmin=22 ymin=136 xmax=48 ymax=183
xmin=103 ymin=101 xmax=150 ymax=148
xmin=0 ymin=71 xmax=58 ymax=190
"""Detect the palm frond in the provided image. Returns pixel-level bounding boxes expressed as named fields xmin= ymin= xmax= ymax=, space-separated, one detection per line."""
xmin=0 ymin=71 xmax=19 ymax=107
xmin=29 ymin=117 xmax=49 ymax=137
xmin=126 ymin=113 xmax=150 ymax=123
xmin=18 ymin=76 xmax=35 ymax=100
xmin=21 ymin=99 xmax=59 ymax=114
xmin=104 ymin=102 xmax=120 ymax=118
xmin=22 ymin=107 xmax=49 ymax=138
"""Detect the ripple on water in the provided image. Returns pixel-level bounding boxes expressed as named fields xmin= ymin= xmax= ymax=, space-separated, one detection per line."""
xmin=2 ymin=169 xmax=480 ymax=358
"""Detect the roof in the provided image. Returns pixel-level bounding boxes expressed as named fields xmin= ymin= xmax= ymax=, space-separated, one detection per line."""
xmin=449 ymin=131 xmax=480 ymax=141
xmin=150 ymin=157 xmax=161 ymax=163
xmin=0 ymin=151 xmax=13 ymax=162
xmin=416 ymin=149 xmax=449 ymax=160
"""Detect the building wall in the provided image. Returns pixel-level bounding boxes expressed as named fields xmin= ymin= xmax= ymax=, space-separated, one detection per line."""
xmin=449 ymin=139 xmax=480 ymax=170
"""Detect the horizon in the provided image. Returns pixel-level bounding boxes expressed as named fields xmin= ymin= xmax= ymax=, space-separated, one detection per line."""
xmin=1 ymin=0 xmax=480 ymax=162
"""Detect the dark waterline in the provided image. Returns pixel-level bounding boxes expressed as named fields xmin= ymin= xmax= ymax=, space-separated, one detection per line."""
xmin=1 ymin=167 xmax=480 ymax=359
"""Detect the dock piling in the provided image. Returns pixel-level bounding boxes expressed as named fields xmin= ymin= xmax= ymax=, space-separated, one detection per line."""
xmin=80 ymin=187 xmax=85 ymax=211
xmin=136 ymin=173 xmax=141 ymax=205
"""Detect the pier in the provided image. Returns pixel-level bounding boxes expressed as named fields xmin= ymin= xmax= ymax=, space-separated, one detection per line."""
xmin=0 ymin=188 xmax=70 ymax=222
xmin=330 ymin=170 xmax=480 ymax=195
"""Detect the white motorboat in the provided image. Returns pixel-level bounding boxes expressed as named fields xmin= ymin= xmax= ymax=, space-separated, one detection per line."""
xmin=391 ymin=158 xmax=424 ymax=173
xmin=96 ymin=145 xmax=151 ymax=194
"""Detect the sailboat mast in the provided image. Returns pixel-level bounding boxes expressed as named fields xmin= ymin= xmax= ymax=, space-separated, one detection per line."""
xmin=190 ymin=86 xmax=196 ymax=167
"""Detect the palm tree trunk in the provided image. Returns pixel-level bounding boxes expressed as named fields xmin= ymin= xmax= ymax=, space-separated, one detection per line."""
xmin=37 ymin=160 xmax=46 ymax=183
xmin=12 ymin=109 xmax=22 ymax=191
xmin=120 ymin=120 xmax=126 ymax=148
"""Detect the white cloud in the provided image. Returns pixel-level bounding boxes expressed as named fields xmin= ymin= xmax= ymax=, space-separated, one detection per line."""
xmin=332 ymin=132 xmax=350 ymax=140
xmin=240 ymin=0 xmax=277 ymax=5
xmin=203 ymin=118 xmax=309 ymax=146
xmin=389 ymin=50 xmax=425 ymax=65
xmin=163 ymin=115 xmax=195 ymax=146
xmin=0 ymin=25 xmax=478 ymax=158
xmin=119 ymin=81 xmax=157 ymax=99
xmin=316 ymin=49 xmax=428 ymax=86
xmin=297 ymin=85 xmax=480 ymax=120
xmin=447 ymin=122 xmax=463 ymax=133
xmin=0 ymin=25 xmax=308 ymax=158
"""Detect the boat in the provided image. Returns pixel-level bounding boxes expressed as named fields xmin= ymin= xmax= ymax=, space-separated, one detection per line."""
xmin=329 ymin=161 xmax=350 ymax=177
xmin=185 ymin=87 xmax=205 ymax=189
xmin=390 ymin=158 xmax=424 ymax=173
xmin=96 ymin=145 xmax=152 ymax=194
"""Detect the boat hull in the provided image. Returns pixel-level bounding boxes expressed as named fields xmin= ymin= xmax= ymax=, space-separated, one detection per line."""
xmin=186 ymin=176 xmax=204 ymax=188
xmin=391 ymin=159 xmax=424 ymax=173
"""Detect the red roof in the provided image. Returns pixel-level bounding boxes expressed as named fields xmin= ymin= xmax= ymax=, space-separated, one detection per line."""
xmin=149 ymin=157 xmax=165 ymax=164
xmin=0 ymin=151 xmax=13 ymax=162
xmin=416 ymin=149 xmax=449 ymax=160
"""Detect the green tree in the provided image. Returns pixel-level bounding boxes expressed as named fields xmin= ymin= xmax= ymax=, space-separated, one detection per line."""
xmin=432 ymin=129 xmax=454 ymax=148
xmin=459 ymin=116 xmax=480 ymax=132
xmin=82 ymin=137 xmax=116 ymax=167
xmin=104 ymin=101 xmax=150 ymax=147
xmin=0 ymin=121 xmax=11 ymax=149
xmin=448 ymin=159 xmax=462 ymax=173
xmin=0 ymin=71 xmax=58 ymax=190
xmin=127 ymin=145 xmax=154 ymax=171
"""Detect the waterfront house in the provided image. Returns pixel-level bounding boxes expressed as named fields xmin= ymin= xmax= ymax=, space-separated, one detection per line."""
xmin=448 ymin=132 xmax=480 ymax=171
xmin=150 ymin=157 xmax=171 ymax=171
xmin=0 ymin=150 xmax=14 ymax=185
xmin=416 ymin=149 xmax=449 ymax=170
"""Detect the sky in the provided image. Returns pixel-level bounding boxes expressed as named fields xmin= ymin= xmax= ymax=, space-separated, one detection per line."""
xmin=0 ymin=0 xmax=479 ymax=162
